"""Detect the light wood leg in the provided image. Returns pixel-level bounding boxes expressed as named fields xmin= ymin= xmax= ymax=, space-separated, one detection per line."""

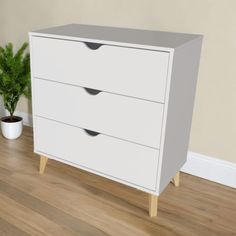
xmin=171 ymin=171 xmax=180 ymax=187
xmin=39 ymin=156 xmax=48 ymax=174
xmin=149 ymin=194 xmax=158 ymax=217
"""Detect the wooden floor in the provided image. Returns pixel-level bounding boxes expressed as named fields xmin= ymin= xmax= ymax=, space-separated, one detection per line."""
xmin=0 ymin=127 xmax=236 ymax=236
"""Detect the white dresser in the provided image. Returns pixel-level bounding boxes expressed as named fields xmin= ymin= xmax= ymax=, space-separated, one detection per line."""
xmin=29 ymin=24 xmax=202 ymax=217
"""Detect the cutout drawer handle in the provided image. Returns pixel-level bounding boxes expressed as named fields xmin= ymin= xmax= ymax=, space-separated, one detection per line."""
xmin=84 ymin=129 xmax=100 ymax=137
xmin=84 ymin=42 xmax=103 ymax=50
xmin=84 ymin=87 xmax=102 ymax=95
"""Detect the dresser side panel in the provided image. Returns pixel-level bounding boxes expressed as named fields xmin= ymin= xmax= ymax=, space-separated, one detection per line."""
xmin=158 ymin=37 xmax=203 ymax=194
xmin=29 ymin=35 xmax=38 ymax=152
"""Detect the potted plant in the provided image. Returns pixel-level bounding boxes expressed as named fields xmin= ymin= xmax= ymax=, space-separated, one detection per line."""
xmin=0 ymin=42 xmax=31 ymax=139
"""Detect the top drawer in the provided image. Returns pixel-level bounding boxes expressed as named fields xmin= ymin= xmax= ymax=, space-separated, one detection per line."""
xmin=31 ymin=36 xmax=169 ymax=103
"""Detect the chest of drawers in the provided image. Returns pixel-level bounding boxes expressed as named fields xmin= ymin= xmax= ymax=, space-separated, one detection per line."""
xmin=29 ymin=24 xmax=202 ymax=217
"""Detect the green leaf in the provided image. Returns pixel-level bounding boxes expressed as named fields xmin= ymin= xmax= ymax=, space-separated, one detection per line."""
xmin=0 ymin=42 xmax=31 ymax=116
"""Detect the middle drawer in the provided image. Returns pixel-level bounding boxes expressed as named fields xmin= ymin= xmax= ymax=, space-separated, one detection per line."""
xmin=33 ymin=78 xmax=164 ymax=149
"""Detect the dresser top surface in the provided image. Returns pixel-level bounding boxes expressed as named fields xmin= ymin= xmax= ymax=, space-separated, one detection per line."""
xmin=30 ymin=24 xmax=202 ymax=49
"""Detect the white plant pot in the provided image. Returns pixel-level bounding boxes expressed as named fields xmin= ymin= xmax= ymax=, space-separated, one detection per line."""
xmin=1 ymin=116 xmax=23 ymax=139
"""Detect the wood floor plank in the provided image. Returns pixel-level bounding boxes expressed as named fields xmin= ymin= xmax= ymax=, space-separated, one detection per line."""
xmin=0 ymin=180 xmax=108 ymax=236
xmin=0 ymin=192 xmax=84 ymax=236
xmin=0 ymin=217 xmax=31 ymax=236
xmin=0 ymin=126 xmax=236 ymax=236
xmin=0 ymin=173 xmax=172 ymax=236
xmin=0 ymin=166 xmax=12 ymax=179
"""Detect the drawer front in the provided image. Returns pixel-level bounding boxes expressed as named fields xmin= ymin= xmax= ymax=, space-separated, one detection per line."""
xmin=35 ymin=116 xmax=158 ymax=190
xmin=34 ymin=78 xmax=164 ymax=149
xmin=31 ymin=36 xmax=169 ymax=103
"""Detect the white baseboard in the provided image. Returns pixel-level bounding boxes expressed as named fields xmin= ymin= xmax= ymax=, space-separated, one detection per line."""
xmin=182 ymin=152 xmax=236 ymax=189
xmin=2 ymin=110 xmax=236 ymax=189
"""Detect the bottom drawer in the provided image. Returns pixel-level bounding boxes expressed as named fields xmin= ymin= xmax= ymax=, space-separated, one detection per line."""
xmin=34 ymin=116 xmax=159 ymax=190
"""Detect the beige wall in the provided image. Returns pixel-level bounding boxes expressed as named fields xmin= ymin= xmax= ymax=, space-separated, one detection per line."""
xmin=0 ymin=0 xmax=235 ymax=163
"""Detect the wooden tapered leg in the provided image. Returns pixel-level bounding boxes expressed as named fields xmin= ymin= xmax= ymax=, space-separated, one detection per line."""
xmin=171 ymin=171 xmax=180 ymax=187
xmin=39 ymin=156 xmax=48 ymax=174
xmin=149 ymin=194 xmax=158 ymax=217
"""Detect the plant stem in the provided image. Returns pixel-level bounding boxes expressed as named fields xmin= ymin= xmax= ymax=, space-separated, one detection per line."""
xmin=10 ymin=112 xmax=13 ymax=121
